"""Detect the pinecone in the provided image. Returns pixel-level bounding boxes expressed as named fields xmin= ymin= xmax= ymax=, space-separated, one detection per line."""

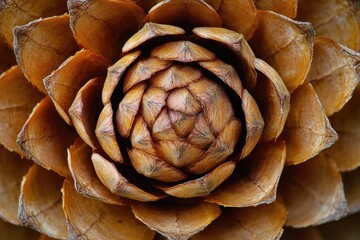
xmin=0 ymin=0 xmax=359 ymax=239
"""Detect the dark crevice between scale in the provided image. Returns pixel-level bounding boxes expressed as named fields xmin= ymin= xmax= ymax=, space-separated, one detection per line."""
xmin=190 ymin=35 xmax=252 ymax=90
xmin=114 ymin=162 xmax=166 ymax=197
xmin=110 ymin=52 xmax=139 ymax=166
xmin=119 ymin=34 xmax=186 ymax=58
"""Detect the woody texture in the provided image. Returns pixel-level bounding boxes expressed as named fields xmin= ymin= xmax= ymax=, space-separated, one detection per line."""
xmin=0 ymin=0 xmax=360 ymax=239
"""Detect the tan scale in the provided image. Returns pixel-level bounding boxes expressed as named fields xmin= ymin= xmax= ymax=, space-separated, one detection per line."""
xmin=187 ymin=113 xmax=216 ymax=149
xmin=307 ymin=37 xmax=360 ymax=116
xmin=0 ymin=0 xmax=68 ymax=48
xmin=116 ymin=82 xmax=147 ymax=139
xmin=19 ymin=165 xmax=67 ymax=239
xmin=205 ymin=140 xmax=286 ymax=207
xmin=150 ymin=64 xmax=202 ymax=91
xmin=166 ymin=88 xmax=202 ymax=115
xmin=254 ymin=0 xmax=298 ymax=19
xmin=162 ymin=161 xmax=236 ymax=198
xmin=152 ymin=108 xmax=179 ymax=141
xmin=141 ymin=87 xmax=168 ymax=127
xmin=17 ymin=97 xmax=77 ymax=177
xmin=253 ymin=58 xmax=290 ymax=142
xmin=43 ymin=49 xmax=110 ymax=125
xmin=324 ymin=87 xmax=360 ymax=171
xmin=131 ymin=200 xmax=221 ymax=240
xmin=281 ymin=154 xmax=348 ymax=228
xmin=283 ymin=82 xmax=338 ymax=165
xmin=250 ymin=10 xmax=315 ymax=93
xmin=68 ymin=0 xmax=145 ymax=59
xmin=155 ymin=140 xmax=205 ymax=168
xmin=192 ymin=198 xmax=287 ymax=240
xmin=187 ymin=78 xmax=234 ymax=135
xmin=0 ymin=147 xmax=32 ymax=225
xmin=69 ymin=77 xmax=104 ymax=149
xmin=297 ymin=0 xmax=360 ymax=51
xmin=95 ymin=103 xmax=123 ymax=163
xmin=168 ymin=110 xmax=197 ymax=139
xmin=13 ymin=15 xmax=78 ymax=94
xmin=130 ymin=116 xmax=158 ymax=156
xmin=203 ymin=0 xmax=258 ymax=40
xmin=102 ymin=51 xmax=141 ymax=104
xmin=0 ymin=66 xmax=43 ymax=156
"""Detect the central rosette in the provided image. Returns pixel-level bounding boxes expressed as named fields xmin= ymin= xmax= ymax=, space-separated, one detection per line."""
xmin=93 ymin=23 xmax=267 ymax=200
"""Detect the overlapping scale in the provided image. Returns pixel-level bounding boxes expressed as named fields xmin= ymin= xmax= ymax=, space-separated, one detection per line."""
xmin=69 ymin=77 xmax=104 ymax=149
xmin=307 ymin=37 xmax=360 ymax=116
xmin=0 ymin=0 xmax=67 ymax=48
xmin=253 ymin=58 xmax=290 ymax=142
xmin=141 ymin=87 xmax=168 ymax=127
xmin=151 ymin=41 xmax=215 ymax=62
xmin=2 ymin=0 xmax=360 ymax=239
xmin=192 ymin=198 xmax=287 ymax=240
xmin=283 ymin=83 xmax=338 ymax=165
xmin=150 ymin=64 xmax=202 ymax=91
xmin=297 ymin=0 xmax=360 ymax=51
xmin=152 ymin=109 xmax=179 ymax=141
xmin=155 ymin=140 xmax=205 ymax=168
xmin=67 ymin=138 xmax=127 ymax=205
xmin=167 ymin=88 xmax=202 ymax=115
xmin=123 ymin=57 xmax=170 ymax=92
xmin=95 ymin=103 xmax=123 ymax=163
xmin=68 ymin=0 xmax=145 ymax=59
xmin=0 ymin=66 xmax=43 ymax=156
xmin=162 ymin=161 xmax=235 ymax=198
xmin=102 ymin=51 xmax=141 ymax=104
xmin=17 ymin=97 xmax=77 ymax=177
xmin=13 ymin=15 xmax=78 ymax=94
xmin=250 ymin=10 xmax=315 ymax=93
xmin=0 ymin=147 xmax=32 ymax=225
xmin=130 ymin=116 xmax=157 ymax=156
xmin=44 ymin=49 xmax=110 ymax=125
xmin=254 ymin=0 xmax=298 ymax=19
xmin=18 ymin=165 xmax=67 ymax=239
xmin=206 ymin=140 xmax=286 ymax=207
xmin=280 ymin=154 xmax=348 ymax=227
